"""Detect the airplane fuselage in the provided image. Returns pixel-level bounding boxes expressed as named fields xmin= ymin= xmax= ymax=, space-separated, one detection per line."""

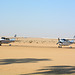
xmin=0 ymin=38 xmax=15 ymax=46
xmin=0 ymin=39 xmax=11 ymax=44
xmin=57 ymin=39 xmax=74 ymax=48
xmin=59 ymin=42 xmax=72 ymax=46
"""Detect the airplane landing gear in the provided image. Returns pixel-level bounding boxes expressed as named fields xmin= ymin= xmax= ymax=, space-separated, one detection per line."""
xmin=0 ymin=44 xmax=1 ymax=46
xmin=9 ymin=44 xmax=11 ymax=46
xmin=69 ymin=46 xmax=72 ymax=48
xmin=58 ymin=46 xmax=62 ymax=48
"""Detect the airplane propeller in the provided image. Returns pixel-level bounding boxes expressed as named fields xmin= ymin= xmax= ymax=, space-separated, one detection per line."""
xmin=56 ymin=38 xmax=60 ymax=45
xmin=58 ymin=38 xmax=60 ymax=41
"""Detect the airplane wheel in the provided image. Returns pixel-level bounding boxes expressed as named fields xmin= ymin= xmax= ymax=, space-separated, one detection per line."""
xmin=0 ymin=44 xmax=1 ymax=46
xmin=69 ymin=46 xmax=72 ymax=48
xmin=58 ymin=46 xmax=62 ymax=48
xmin=9 ymin=44 xmax=11 ymax=46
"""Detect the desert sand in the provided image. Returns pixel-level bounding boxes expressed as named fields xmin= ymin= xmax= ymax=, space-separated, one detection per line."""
xmin=0 ymin=37 xmax=75 ymax=75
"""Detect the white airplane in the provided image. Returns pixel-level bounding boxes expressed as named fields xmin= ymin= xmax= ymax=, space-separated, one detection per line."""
xmin=56 ymin=37 xmax=75 ymax=48
xmin=0 ymin=37 xmax=15 ymax=46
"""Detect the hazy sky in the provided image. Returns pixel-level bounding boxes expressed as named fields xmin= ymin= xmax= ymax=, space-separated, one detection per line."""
xmin=0 ymin=0 xmax=75 ymax=38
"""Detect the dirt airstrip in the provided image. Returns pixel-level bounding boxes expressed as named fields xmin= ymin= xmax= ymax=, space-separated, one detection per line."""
xmin=0 ymin=38 xmax=75 ymax=75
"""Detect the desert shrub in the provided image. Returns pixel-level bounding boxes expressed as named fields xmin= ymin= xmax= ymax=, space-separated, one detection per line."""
xmin=29 ymin=40 xmax=33 ymax=43
xmin=36 ymin=42 xmax=38 ymax=44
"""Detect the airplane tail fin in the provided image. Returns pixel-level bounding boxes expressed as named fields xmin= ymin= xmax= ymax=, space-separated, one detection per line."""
xmin=14 ymin=34 xmax=17 ymax=37
xmin=73 ymin=35 xmax=75 ymax=39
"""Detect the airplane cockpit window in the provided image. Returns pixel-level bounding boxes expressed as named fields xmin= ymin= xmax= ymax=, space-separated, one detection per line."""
xmin=1 ymin=37 xmax=6 ymax=39
xmin=1 ymin=37 xmax=9 ymax=40
xmin=62 ymin=39 xmax=66 ymax=41
xmin=61 ymin=39 xmax=69 ymax=42
xmin=6 ymin=38 xmax=9 ymax=40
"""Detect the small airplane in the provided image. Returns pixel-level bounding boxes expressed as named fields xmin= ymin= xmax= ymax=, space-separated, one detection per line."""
xmin=0 ymin=37 xmax=15 ymax=46
xmin=56 ymin=37 xmax=75 ymax=48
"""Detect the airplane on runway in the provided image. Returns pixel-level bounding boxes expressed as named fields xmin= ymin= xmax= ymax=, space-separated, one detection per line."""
xmin=0 ymin=37 xmax=15 ymax=46
xmin=56 ymin=37 xmax=75 ymax=48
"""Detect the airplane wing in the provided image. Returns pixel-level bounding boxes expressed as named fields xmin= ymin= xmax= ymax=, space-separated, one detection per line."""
xmin=64 ymin=38 xmax=75 ymax=40
xmin=0 ymin=39 xmax=4 ymax=41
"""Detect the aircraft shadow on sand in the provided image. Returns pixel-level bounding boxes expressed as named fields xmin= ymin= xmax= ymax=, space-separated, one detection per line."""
xmin=0 ymin=58 xmax=51 ymax=65
xmin=20 ymin=65 xmax=75 ymax=75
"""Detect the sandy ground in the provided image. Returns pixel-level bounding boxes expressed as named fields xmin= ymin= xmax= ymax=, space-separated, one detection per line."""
xmin=0 ymin=38 xmax=75 ymax=75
